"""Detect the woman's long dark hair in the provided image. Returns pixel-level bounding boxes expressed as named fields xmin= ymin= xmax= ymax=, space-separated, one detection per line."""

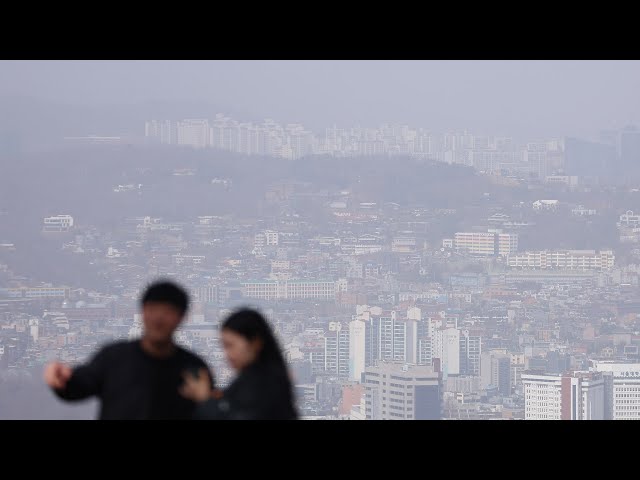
xmin=222 ymin=308 xmax=292 ymax=382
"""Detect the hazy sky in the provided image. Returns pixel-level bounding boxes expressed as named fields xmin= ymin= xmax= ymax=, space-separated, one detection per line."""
xmin=1 ymin=60 xmax=639 ymax=138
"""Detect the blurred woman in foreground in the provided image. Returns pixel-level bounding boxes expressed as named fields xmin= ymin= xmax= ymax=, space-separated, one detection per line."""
xmin=180 ymin=308 xmax=298 ymax=420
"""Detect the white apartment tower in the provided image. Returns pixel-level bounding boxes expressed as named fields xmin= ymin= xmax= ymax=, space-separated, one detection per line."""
xmin=325 ymin=322 xmax=350 ymax=377
xmin=177 ymin=119 xmax=210 ymax=149
xmin=349 ymin=316 xmax=367 ymax=382
xmin=432 ymin=327 xmax=460 ymax=378
xmin=145 ymin=120 xmax=173 ymax=144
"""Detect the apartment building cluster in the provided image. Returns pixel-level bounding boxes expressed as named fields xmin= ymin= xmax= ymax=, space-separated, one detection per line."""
xmin=6 ymin=150 xmax=640 ymax=419
xmin=145 ymin=117 xmax=570 ymax=177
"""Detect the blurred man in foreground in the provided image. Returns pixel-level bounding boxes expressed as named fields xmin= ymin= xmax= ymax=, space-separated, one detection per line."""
xmin=44 ymin=280 xmax=213 ymax=420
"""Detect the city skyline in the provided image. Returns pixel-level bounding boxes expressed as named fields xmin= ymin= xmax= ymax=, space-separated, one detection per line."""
xmin=2 ymin=60 xmax=640 ymax=420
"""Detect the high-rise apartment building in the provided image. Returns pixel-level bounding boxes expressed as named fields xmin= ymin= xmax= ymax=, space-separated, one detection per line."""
xmin=432 ymin=327 xmax=460 ymax=378
xmin=480 ymin=350 xmax=511 ymax=395
xmin=325 ymin=322 xmax=350 ymax=377
xmin=177 ymin=119 xmax=210 ymax=149
xmin=145 ymin=120 xmax=173 ymax=145
xmin=459 ymin=330 xmax=482 ymax=376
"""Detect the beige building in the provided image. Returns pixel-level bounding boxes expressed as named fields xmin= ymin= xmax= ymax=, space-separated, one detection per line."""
xmin=364 ymin=363 xmax=442 ymax=420
xmin=454 ymin=231 xmax=518 ymax=256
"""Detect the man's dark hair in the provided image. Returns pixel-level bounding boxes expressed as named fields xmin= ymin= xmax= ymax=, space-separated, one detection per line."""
xmin=141 ymin=280 xmax=190 ymax=316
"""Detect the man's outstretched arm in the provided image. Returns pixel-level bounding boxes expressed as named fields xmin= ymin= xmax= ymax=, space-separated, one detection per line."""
xmin=44 ymin=348 xmax=108 ymax=401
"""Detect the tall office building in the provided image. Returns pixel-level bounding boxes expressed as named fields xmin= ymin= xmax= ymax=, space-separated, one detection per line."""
xmin=299 ymin=333 xmax=325 ymax=376
xmin=412 ymin=307 xmax=432 ymax=366
xmin=432 ymin=327 xmax=460 ymax=378
xmin=210 ymin=114 xmax=230 ymax=149
xmin=349 ymin=305 xmax=384 ymax=376
xmin=591 ymin=361 xmax=640 ymax=420
xmin=349 ymin=316 xmax=367 ymax=382
xmin=511 ymin=353 xmax=526 ymax=391
xmin=492 ymin=355 xmax=512 ymax=396
xmin=364 ymin=363 xmax=442 ymax=420
xmin=459 ymin=330 xmax=482 ymax=376
xmin=376 ymin=311 xmax=407 ymax=363
xmin=522 ymin=371 xmax=605 ymax=420
xmin=418 ymin=337 xmax=433 ymax=366
xmin=405 ymin=307 xmax=421 ymax=365
xmin=325 ymin=322 xmax=350 ymax=377
xmin=481 ymin=350 xmax=511 ymax=395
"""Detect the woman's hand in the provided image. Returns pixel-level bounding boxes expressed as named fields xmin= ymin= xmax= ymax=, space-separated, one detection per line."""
xmin=179 ymin=368 xmax=213 ymax=403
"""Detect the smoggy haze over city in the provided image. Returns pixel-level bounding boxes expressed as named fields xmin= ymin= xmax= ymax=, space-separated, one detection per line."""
xmin=2 ymin=60 xmax=640 ymax=421
xmin=1 ymin=60 xmax=640 ymax=139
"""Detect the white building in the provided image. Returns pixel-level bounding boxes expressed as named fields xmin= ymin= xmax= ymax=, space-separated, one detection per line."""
xmin=145 ymin=120 xmax=173 ymax=145
xmin=432 ymin=327 xmax=460 ymax=378
xmin=43 ymin=215 xmax=74 ymax=232
xmin=591 ymin=361 xmax=640 ymax=420
xmin=572 ymin=205 xmax=597 ymax=216
xmin=545 ymin=175 xmax=579 ymax=187
xmin=241 ymin=279 xmax=345 ymax=301
xmin=522 ymin=371 xmax=605 ymax=420
xmin=177 ymin=119 xmax=210 ymax=149
xmin=374 ymin=311 xmax=410 ymax=363
xmin=619 ymin=210 xmax=640 ymax=228
xmin=507 ymin=250 xmax=615 ymax=271
xmin=254 ymin=230 xmax=279 ymax=252
xmin=532 ymin=199 xmax=559 ymax=211
xmin=349 ymin=316 xmax=367 ymax=382
xmin=325 ymin=322 xmax=350 ymax=377
xmin=128 ymin=313 xmax=143 ymax=340
xmin=264 ymin=230 xmax=279 ymax=246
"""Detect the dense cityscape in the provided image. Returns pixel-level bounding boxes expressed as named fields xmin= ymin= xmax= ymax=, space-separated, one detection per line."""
xmin=2 ymin=112 xmax=640 ymax=419
xmin=3 ymin=59 xmax=640 ymax=420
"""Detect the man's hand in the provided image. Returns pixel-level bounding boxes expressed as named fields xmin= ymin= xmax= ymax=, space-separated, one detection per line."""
xmin=44 ymin=362 xmax=73 ymax=390
xmin=179 ymin=368 xmax=213 ymax=403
